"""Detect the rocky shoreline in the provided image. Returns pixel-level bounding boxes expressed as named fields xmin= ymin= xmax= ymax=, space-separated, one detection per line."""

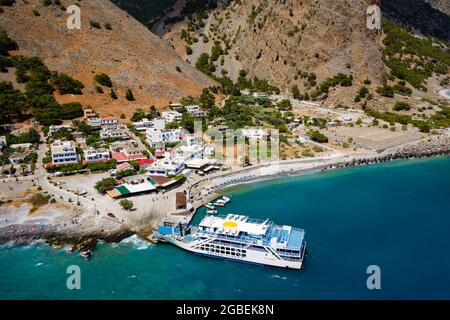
xmin=0 ymin=222 xmax=134 ymax=256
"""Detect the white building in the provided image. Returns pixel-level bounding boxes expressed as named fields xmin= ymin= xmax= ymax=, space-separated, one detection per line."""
xmin=147 ymin=159 xmax=184 ymax=176
xmin=83 ymin=147 xmax=111 ymax=163
xmin=10 ymin=143 xmax=33 ymax=151
xmin=185 ymin=105 xmax=200 ymax=113
xmin=132 ymin=118 xmax=153 ymax=131
xmin=145 ymin=128 xmax=183 ymax=147
xmin=241 ymin=128 xmax=267 ymax=140
xmin=153 ymin=118 xmax=166 ymax=130
xmin=132 ymin=118 xmax=166 ymax=131
xmin=171 ymin=144 xmax=204 ymax=163
xmin=87 ymin=118 xmax=101 ymax=128
xmin=51 ymin=140 xmax=78 ymax=165
xmin=100 ymin=127 xmax=129 ymax=139
xmin=48 ymin=125 xmax=74 ymax=136
xmin=253 ymin=92 xmax=268 ymax=99
xmin=100 ymin=117 xmax=120 ymax=126
xmin=161 ymin=111 xmax=182 ymax=123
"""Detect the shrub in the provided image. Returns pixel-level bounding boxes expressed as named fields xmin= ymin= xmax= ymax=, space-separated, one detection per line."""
xmin=120 ymin=199 xmax=134 ymax=210
xmin=94 ymin=73 xmax=112 ymax=87
xmin=393 ymin=101 xmax=411 ymax=111
xmin=308 ymin=130 xmax=328 ymax=143
xmin=95 ymin=178 xmax=116 ymax=194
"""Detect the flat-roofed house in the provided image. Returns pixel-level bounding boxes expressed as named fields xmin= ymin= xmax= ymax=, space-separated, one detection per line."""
xmin=146 ymin=158 xmax=184 ymax=176
xmin=51 ymin=140 xmax=78 ymax=165
xmin=83 ymin=147 xmax=111 ymax=163
xmin=145 ymin=128 xmax=183 ymax=147
xmin=161 ymin=111 xmax=182 ymax=123
xmin=100 ymin=117 xmax=120 ymax=126
xmin=100 ymin=127 xmax=129 ymax=139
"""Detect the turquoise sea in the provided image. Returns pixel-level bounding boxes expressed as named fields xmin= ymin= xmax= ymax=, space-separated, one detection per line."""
xmin=1 ymin=157 xmax=450 ymax=299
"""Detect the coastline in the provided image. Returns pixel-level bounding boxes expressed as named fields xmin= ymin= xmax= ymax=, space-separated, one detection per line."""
xmin=1 ymin=135 xmax=450 ymax=253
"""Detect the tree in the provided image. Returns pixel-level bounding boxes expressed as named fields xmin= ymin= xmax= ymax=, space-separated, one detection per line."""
xmin=110 ymin=88 xmax=118 ymax=100
xmin=195 ymin=53 xmax=215 ymax=76
xmin=95 ymin=178 xmax=116 ymax=194
xmin=376 ymin=85 xmax=395 ymax=98
xmin=0 ymin=27 xmax=17 ymax=56
xmin=291 ymin=85 xmax=301 ymax=100
xmin=0 ymin=81 xmax=28 ymax=124
xmin=125 ymin=88 xmax=135 ymax=101
xmin=51 ymin=73 xmax=84 ymax=95
xmin=276 ymin=99 xmax=292 ymax=111
xmin=198 ymin=88 xmax=215 ymax=108
xmin=308 ymin=130 xmax=329 ymax=143
xmin=120 ymin=199 xmax=134 ymax=210
xmin=393 ymin=101 xmax=411 ymax=111
xmin=94 ymin=73 xmax=113 ymax=87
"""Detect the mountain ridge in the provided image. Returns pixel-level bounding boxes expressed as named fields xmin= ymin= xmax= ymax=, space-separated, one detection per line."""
xmin=0 ymin=0 xmax=215 ymax=117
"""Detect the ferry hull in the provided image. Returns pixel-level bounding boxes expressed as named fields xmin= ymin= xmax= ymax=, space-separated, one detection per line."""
xmin=163 ymin=237 xmax=305 ymax=270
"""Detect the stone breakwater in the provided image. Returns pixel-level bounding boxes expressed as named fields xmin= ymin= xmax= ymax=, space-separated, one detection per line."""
xmin=329 ymin=137 xmax=450 ymax=170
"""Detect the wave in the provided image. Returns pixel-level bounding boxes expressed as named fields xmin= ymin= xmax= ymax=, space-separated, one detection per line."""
xmin=270 ymin=274 xmax=288 ymax=280
xmin=119 ymin=235 xmax=153 ymax=250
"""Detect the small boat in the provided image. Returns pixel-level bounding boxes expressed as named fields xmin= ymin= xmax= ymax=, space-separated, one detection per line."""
xmin=206 ymin=210 xmax=218 ymax=214
xmin=215 ymin=202 xmax=225 ymax=207
xmin=222 ymin=196 xmax=231 ymax=202
xmin=216 ymin=199 xmax=226 ymax=204
xmin=205 ymin=204 xmax=215 ymax=210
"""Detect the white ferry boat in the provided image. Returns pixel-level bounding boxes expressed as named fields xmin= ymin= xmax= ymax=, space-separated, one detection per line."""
xmin=154 ymin=214 xmax=306 ymax=269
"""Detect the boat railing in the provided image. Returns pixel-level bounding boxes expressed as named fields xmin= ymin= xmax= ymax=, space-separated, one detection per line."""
xmin=197 ymin=230 xmax=262 ymax=245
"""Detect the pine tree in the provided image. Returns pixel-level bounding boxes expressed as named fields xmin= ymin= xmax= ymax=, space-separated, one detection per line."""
xmin=110 ymin=88 xmax=118 ymax=100
xmin=125 ymin=88 xmax=134 ymax=101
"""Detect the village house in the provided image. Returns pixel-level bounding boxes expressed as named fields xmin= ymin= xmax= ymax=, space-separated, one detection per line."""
xmin=110 ymin=140 xmax=147 ymax=162
xmin=241 ymin=128 xmax=267 ymax=140
xmin=107 ymin=174 xmax=157 ymax=199
xmin=161 ymin=111 xmax=182 ymax=123
xmin=116 ymin=161 xmax=134 ymax=172
xmin=9 ymin=151 xmax=32 ymax=165
xmin=87 ymin=118 xmax=101 ymax=128
xmin=100 ymin=127 xmax=129 ymax=139
xmin=133 ymin=117 xmax=166 ymax=131
xmin=100 ymin=117 xmax=120 ymax=126
xmin=145 ymin=128 xmax=184 ymax=147
xmin=147 ymin=158 xmax=184 ymax=177
xmin=9 ymin=143 xmax=33 ymax=151
xmin=83 ymin=147 xmax=111 ymax=163
xmin=137 ymin=159 xmax=155 ymax=170
xmin=132 ymin=118 xmax=153 ymax=131
xmin=51 ymin=140 xmax=78 ymax=165
xmin=253 ymin=92 xmax=268 ymax=99
xmin=83 ymin=109 xmax=97 ymax=119
xmin=48 ymin=125 xmax=75 ymax=136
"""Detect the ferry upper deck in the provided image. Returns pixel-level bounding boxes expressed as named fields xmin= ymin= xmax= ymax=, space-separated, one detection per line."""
xmin=197 ymin=214 xmax=305 ymax=252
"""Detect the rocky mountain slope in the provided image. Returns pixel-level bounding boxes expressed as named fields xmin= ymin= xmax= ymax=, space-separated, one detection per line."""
xmin=424 ymin=0 xmax=450 ymax=16
xmin=0 ymin=0 xmax=215 ymax=117
xmin=381 ymin=0 xmax=450 ymax=41
xmin=153 ymin=0 xmax=386 ymax=107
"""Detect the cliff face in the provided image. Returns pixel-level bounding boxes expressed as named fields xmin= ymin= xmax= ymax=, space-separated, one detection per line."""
xmin=423 ymin=0 xmax=450 ymax=16
xmin=381 ymin=0 xmax=450 ymax=41
xmin=157 ymin=0 xmax=386 ymax=106
xmin=0 ymin=0 xmax=215 ymax=117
